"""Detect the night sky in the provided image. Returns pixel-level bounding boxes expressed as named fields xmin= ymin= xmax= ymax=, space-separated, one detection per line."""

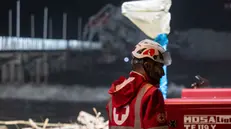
xmin=0 ymin=0 xmax=230 ymax=39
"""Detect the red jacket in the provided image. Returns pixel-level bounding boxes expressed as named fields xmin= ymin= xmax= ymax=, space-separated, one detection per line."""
xmin=106 ymin=71 xmax=168 ymax=129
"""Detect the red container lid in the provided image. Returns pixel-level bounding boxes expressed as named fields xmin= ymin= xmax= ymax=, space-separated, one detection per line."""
xmin=181 ymin=88 xmax=231 ymax=99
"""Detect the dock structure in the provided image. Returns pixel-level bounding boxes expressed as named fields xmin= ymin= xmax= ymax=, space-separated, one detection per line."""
xmin=0 ymin=36 xmax=102 ymax=85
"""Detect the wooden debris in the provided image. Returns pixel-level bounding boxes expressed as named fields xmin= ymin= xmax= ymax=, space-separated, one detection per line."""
xmin=0 ymin=108 xmax=108 ymax=129
xmin=0 ymin=126 xmax=8 ymax=129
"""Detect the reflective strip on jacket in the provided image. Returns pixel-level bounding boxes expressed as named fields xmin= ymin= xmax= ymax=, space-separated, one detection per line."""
xmin=108 ymin=84 xmax=168 ymax=129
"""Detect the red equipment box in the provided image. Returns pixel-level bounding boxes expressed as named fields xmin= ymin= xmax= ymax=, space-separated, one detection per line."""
xmin=165 ymin=88 xmax=231 ymax=129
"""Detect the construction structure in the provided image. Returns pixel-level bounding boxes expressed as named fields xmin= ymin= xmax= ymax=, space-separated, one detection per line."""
xmin=0 ymin=36 xmax=102 ymax=84
xmin=1 ymin=2 xmax=146 ymax=85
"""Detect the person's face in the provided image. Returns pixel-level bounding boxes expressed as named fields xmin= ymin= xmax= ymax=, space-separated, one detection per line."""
xmin=144 ymin=60 xmax=164 ymax=83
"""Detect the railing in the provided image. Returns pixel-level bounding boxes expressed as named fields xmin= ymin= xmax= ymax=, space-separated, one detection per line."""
xmin=0 ymin=36 xmax=102 ymax=51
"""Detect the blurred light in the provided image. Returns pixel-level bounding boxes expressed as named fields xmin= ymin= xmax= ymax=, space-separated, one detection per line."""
xmin=224 ymin=3 xmax=231 ymax=10
xmin=154 ymin=34 xmax=169 ymax=99
xmin=124 ymin=57 xmax=129 ymax=62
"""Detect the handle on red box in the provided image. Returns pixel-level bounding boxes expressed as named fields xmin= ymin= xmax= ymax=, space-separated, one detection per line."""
xmin=191 ymin=75 xmax=209 ymax=89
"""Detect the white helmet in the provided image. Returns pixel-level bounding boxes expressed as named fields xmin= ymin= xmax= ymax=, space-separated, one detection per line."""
xmin=132 ymin=39 xmax=172 ymax=66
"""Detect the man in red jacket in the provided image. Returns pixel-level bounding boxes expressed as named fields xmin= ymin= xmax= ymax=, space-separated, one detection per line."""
xmin=106 ymin=39 xmax=172 ymax=129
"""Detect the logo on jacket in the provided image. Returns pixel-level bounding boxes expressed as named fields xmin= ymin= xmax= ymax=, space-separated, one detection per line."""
xmin=157 ymin=112 xmax=166 ymax=123
xmin=113 ymin=105 xmax=130 ymax=125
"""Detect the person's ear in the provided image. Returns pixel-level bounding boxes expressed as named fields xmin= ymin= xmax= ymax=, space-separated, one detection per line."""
xmin=143 ymin=61 xmax=152 ymax=70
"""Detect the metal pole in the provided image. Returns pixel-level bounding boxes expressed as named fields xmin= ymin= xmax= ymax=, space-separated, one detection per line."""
xmin=43 ymin=7 xmax=49 ymax=84
xmin=16 ymin=0 xmax=24 ymax=84
xmin=8 ymin=10 xmax=12 ymax=36
xmin=43 ymin=7 xmax=48 ymax=50
xmin=16 ymin=0 xmax=20 ymax=37
xmin=31 ymin=14 xmax=35 ymax=37
xmin=62 ymin=13 xmax=67 ymax=39
xmin=78 ymin=17 xmax=82 ymax=40
xmin=43 ymin=7 xmax=48 ymax=40
xmin=78 ymin=17 xmax=82 ymax=50
xmin=49 ymin=18 xmax=53 ymax=38
xmin=62 ymin=13 xmax=68 ymax=70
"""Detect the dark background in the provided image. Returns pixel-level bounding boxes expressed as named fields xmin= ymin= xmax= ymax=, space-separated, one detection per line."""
xmin=0 ymin=0 xmax=231 ymax=38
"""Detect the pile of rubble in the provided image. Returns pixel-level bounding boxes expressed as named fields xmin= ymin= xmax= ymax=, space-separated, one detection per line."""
xmin=0 ymin=108 xmax=108 ymax=129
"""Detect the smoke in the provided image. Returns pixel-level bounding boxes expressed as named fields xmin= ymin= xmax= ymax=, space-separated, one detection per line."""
xmin=0 ymin=84 xmax=109 ymax=102
xmin=167 ymin=83 xmax=186 ymax=98
xmin=0 ymin=82 xmax=207 ymax=101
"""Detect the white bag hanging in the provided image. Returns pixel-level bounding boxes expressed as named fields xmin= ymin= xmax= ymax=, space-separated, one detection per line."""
xmin=122 ymin=0 xmax=172 ymax=39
